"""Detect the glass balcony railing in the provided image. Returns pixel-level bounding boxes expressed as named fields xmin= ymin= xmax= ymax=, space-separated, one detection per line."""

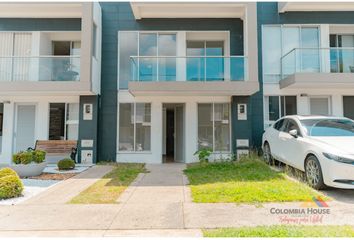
xmin=0 ymin=56 xmax=80 ymax=82
xmin=130 ymin=56 xmax=247 ymax=82
xmin=281 ymin=48 xmax=354 ymax=79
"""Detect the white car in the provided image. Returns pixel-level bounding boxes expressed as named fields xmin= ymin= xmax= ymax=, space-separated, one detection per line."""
xmin=262 ymin=115 xmax=354 ymax=190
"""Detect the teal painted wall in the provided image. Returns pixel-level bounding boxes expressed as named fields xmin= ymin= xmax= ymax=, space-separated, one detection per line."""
xmin=98 ymin=2 xmax=246 ymax=161
xmin=0 ymin=18 xmax=81 ymax=31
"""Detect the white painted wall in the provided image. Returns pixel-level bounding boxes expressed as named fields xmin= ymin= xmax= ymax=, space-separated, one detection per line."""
xmin=0 ymin=95 xmax=79 ymax=164
xmin=117 ymin=91 xmax=231 ymax=164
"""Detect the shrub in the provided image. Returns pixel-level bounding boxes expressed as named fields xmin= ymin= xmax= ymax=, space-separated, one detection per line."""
xmin=0 ymin=175 xmax=23 ymax=199
xmin=57 ymin=158 xmax=75 ymax=170
xmin=12 ymin=151 xmax=33 ymax=165
xmin=0 ymin=168 xmax=18 ymax=178
xmin=12 ymin=150 xmax=46 ymax=165
xmin=32 ymin=150 xmax=46 ymax=163
xmin=194 ymin=148 xmax=212 ymax=163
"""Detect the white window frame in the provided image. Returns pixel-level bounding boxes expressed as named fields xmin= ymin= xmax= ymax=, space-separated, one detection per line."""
xmin=264 ymin=95 xmax=297 ymax=128
xmin=197 ymin=102 xmax=231 ymax=153
xmin=261 ymin=24 xmax=321 ymax=83
xmin=309 ymin=96 xmax=332 ymax=116
xmin=118 ymin=102 xmax=152 ymax=153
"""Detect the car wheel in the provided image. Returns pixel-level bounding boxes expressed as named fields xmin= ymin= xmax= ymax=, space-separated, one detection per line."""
xmin=305 ymin=155 xmax=326 ymax=190
xmin=263 ymin=143 xmax=273 ymax=165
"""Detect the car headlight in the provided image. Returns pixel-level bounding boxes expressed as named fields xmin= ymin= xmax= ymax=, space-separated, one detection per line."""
xmin=323 ymin=152 xmax=354 ymax=164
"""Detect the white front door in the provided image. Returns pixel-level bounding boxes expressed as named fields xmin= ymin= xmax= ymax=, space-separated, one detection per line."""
xmin=15 ymin=104 xmax=36 ymax=152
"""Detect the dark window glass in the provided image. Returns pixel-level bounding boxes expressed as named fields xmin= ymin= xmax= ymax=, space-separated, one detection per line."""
xmin=274 ymin=119 xmax=285 ymax=131
xmin=284 ymin=119 xmax=300 ymax=134
xmin=281 ymin=96 xmax=297 ymax=117
xmin=269 ymin=96 xmax=280 ymax=121
xmin=343 ymin=96 xmax=354 ymax=120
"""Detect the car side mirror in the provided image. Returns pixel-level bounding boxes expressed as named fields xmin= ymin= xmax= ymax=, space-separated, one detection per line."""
xmin=289 ymin=129 xmax=298 ymax=138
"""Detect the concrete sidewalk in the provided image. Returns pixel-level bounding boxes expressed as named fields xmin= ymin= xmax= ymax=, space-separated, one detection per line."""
xmin=0 ymin=163 xmax=353 ymax=237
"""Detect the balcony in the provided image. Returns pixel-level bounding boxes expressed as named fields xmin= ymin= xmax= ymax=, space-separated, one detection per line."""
xmin=0 ymin=56 xmax=80 ymax=82
xmin=128 ymin=56 xmax=259 ymax=96
xmin=280 ymin=48 xmax=354 ymax=89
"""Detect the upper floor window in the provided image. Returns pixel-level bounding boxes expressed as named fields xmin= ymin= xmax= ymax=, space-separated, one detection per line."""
xmin=262 ymin=25 xmax=320 ymax=83
xmin=186 ymin=40 xmax=224 ymax=81
xmin=119 ymin=32 xmax=177 ymax=89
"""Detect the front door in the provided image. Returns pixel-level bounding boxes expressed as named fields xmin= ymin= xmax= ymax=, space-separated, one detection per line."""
xmin=15 ymin=104 xmax=36 ymax=152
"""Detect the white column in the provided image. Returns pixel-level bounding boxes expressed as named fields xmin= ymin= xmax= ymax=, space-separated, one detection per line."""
xmin=244 ymin=3 xmax=258 ymax=82
xmin=1 ymin=102 xmax=15 ymax=164
xmin=151 ymin=101 xmax=163 ymax=163
xmin=176 ymin=31 xmax=186 ymax=81
xmin=185 ymin=101 xmax=198 ymax=163
xmin=332 ymin=94 xmax=343 ymax=117
xmin=297 ymin=95 xmax=310 ymax=115
xmin=36 ymin=101 xmax=49 ymax=141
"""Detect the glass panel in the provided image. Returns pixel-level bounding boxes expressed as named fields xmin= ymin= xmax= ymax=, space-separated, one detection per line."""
xmin=310 ymin=98 xmax=329 ymax=115
xmin=283 ymin=96 xmax=297 ymax=116
xmin=158 ymin=34 xmax=176 ymax=56
xmin=139 ymin=58 xmax=157 ymax=81
xmin=158 ymin=34 xmax=177 ymax=81
xmin=340 ymin=36 xmax=354 ymax=73
xmin=269 ymin=96 xmax=280 ymax=121
xmin=198 ymin=104 xmax=213 ymax=150
xmin=206 ymin=42 xmax=224 ymax=81
xmin=49 ymin=103 xmax=65 ymax=140
xmin=158 ymin=58 xmax=176 ymax=81
xmin=262 ymin=26 xmax=282 ymax=83
xmin=0 ymin=103 xmax=3 ymax=153
xmin=119 ymin=32 xmax=138 ymax=88
xmin=119 ymin=103 xmax=134 ymax=151
xmin=187 ymin=41 xmax=205 ymax=81
xmin=66 ymin=103 xmax=79 ymax=140
xmin=187 ymin=41 xmax=205 ymax=56
xmin=135 ymin=103 xmax=151 ymax=151
xmin=187 ymin=57 xmax=205 ymax=81
xmin=214 ymin=103 xmax=230 ymax=152
xmin=343 ymin=96 xmax=354 ymax=120
xmin=230 ymin=57 xmax=246 ymax=81
xmin=300 ymin=27 xmax=320 ymax=72
xmin=139 ymin=33 xmax=157 ymax=56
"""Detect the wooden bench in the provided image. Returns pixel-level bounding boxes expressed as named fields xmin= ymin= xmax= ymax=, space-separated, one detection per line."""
xmin=29 ymin=140 xmax=78 ymax=163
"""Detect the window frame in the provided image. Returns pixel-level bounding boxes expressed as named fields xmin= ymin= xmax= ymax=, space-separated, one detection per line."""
xmin=264 ymin=95 xmax=297 ymax=128
xmin=48 ymin=102 xmax=79 ymax=141
xmin=118 ymin=102 xmax=152 ymax=153
xmin=197 ymin=102 xmax=231 ymax=153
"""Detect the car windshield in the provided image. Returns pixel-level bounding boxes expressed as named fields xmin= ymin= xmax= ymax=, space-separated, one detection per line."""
xmin=300 ymin=119 xmax=354 ymax=137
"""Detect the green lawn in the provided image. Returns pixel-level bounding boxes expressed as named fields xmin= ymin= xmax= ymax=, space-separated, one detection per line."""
xmin=69 ymin=163 xmax=145 ymax=204
xmin=203 ymin=225 xmax=354 ymax=237
xmin=184 ymin=157 xmax=325 ymax=203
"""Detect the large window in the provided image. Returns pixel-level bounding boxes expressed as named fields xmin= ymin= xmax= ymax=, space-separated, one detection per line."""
xmin=119 ymin=32 xmax=177 ymax=88
xmin=262 ymin=25 xmax=320 ymax=83
xmin=198 ymin=103 xmax=230 ymax=152
xmin=49 ymin=103 xmax=79 ymax=140
xmin=0 ymin=103 xmax=3 ymax=153
xmin=264 ymin=96 xmax=297 ymax=127
xmin=119 ymin=103 xmax=151 ymax=152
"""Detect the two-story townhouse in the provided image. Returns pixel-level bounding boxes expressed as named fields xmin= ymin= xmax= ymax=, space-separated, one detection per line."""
xmin=98 ymin=2 xmax=261 ymax=163
xmin=0 ymin=3 xmax=102 ymax=164
xmin=259 ymin=2 xmax=354 ymax=129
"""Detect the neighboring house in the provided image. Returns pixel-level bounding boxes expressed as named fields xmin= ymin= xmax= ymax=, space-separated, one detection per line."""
xmin=1 ymin=2 xmax=354 ymax=165
xmin=260 ymin=2 xmax=354 ymax=128
xmin=0 ymin=3 xmax=102 ymax=164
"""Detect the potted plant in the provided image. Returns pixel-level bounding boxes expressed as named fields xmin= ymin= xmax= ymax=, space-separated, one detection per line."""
xmin=10 ymin=150 xmax=47 ymax=177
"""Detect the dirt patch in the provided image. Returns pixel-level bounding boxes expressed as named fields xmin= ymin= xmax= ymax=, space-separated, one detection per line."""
xmin=26 ymin=173 xmax=77 ymax=181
